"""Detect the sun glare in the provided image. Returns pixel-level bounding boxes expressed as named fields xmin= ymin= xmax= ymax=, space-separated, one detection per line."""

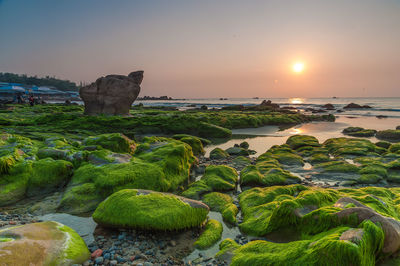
xmin=292 ymin=62 xmax=305 ymax=73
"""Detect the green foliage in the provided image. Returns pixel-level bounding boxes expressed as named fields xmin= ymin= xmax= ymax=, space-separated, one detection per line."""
xmin=92 ymin=189 xmax=209 ymax=230
xmin=194 ymin=219 xmax=223 ymax=249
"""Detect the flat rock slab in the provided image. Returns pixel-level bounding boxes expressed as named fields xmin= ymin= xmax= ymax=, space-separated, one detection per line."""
xmin=0 ymin=221 xmax=90 ymax=265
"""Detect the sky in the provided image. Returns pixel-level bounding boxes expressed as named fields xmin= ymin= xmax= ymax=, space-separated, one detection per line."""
xmin=1 ymin=0 xmax=399 ymax=98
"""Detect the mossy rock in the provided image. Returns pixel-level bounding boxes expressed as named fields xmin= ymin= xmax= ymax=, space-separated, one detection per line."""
xmin=342 ymin=127 xmax=377 ymax=137
xmin=231 ymin=156 xmax=251 ymax=170
xmin=238 ymin=184 xmax=400 ymax=239
xmin=197 ymin=122 xmax=232 ymax=138
xmin=202 ymin=192 xmax=238 ymax=224
xmin=93 ymin=189 xmax=209 ymax=230
xmin=194 ymin=219 xmax=223 ymax=249
xmin=26 ymin=158 xmax=73 ymax=197
xmin=389 ymin=143 xmax=400 ymax=154
xmin=225 ymin=146 xmax=250 ymax=156
xmin=323 ymin=137 xmax=382 ymax=157
xmin=179 ymin=136 xmax=205 ymax=155
xmin=376 ymin=130 xmax=400 ymax=142
xmin=58 ymin=138 xmax=196 ymax=214
xmin=83 ymin=133 xmax=136 ymax=154
xmin=0 ymin=221 xmax=90 ymax=265
xmin=315 ymin=160 xmax=359 ymax=173
xmin=240 ymin=164 xmax=300 ymax=187
xmin=286 ymin=135 xmax=320 ymax=150
xmin=172 ymin=134 xmax=211 ymax=146
xmin=0 ymin=158 xmax=73 ymax=205
xmin=239 ymin=141 xmax=249 ymax=149
xmin=376 ymin=141 xmax=391 ymax=149
xmin=261 ymin=145 xmax=304 ymax=166
xmin=210 ymin=148 xmax=229 ymax=160
xmin=217 ymin=220 xmax=383 ymax=266
xmin=182 ymin=165 xmax=238 ymax=199
xmin=309 ymin=153 xmax=330 ymax=164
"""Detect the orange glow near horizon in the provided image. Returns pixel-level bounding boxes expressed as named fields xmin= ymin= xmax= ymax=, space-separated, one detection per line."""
xmin=292 ymin=62 xmax=305 ymax=73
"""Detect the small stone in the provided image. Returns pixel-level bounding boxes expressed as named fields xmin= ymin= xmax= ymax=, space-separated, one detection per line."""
xmin=170 ymin=240 xmax=176 ymax=247
xmin=94 ymin=256 xmax=104 ymax=264
xmin=109 ymin=260 xmax=118 ymax=266
xmin=91 ymin=249 xmax=103 ymax=259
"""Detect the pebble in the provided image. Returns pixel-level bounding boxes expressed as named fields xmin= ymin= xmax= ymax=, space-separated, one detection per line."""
xmin=94 ymin=256 xmax=104 ymax=264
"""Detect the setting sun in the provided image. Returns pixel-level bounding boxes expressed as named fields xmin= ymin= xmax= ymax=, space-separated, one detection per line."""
xmin=292 ymin=62 xmax=305 ymax=73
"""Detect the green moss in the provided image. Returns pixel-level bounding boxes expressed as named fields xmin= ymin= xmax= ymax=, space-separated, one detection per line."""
xmin=57 ymin=183 xmax=104 ymax=214
xmin=179 ymin=136 xmax=205 ymax=155
xmin=261 ymin=145 xmax=304 ymax=166
xmin=209 ymin=148 xmax=229 ymax=160
xmin=225 ymin=146 xmax=250 ymax=156
xmin=182 ymin=165 xmax=238 ymax=199
xmin=92 ymin=189 xmax=209 ymax=230
xmin=286 ymin=135 xmax=320 ymax=150
xmin=83 ymin=133 xmax=136 ymax=154
xmin=0 ymin=162 xmax=30 ymax=206
xmin=389 ymin=143 xmax=400 ymax=154
xmin=376 ymin=130 xmax=400 ymax=142
xmin=323 ymin=137 xmax=381 ymax=157
xmin=221 ymin=220 xmax=383 ymax=266
xmin=26 ymin=158 xmax=73 ymax=196
xmin=309 ymin=153 xmax=330 ymax=164
xmin=172 ymin=134 xmax=211 ymax=146
xmin=315 ymin=160 xmax=359 ymax=173
xmin=197 ymin=122 xmax=232 ymax=138
xmin=202 ymin=192 xmax=238 ymax=224
xmin=194 ymin=219 xmax=223 ymax=249
xmin=375 ymin=141 xmax=391 ymax=149
xmin=57 ymin=223 xmax=91 ymax=264
xmin=342 ymin=127 xmax=377 ymax=137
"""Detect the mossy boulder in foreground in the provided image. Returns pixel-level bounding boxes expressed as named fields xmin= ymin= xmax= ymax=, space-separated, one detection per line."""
xmin=93 ymin=189 xmax=209 ymax=230
xmin=58 ymin=137 xmax=196 ymax=214
xmin=0 ymin=221 xmax=90 ymax=265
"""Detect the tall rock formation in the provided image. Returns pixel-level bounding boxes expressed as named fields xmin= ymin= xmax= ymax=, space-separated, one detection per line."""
xmin=79 ymin=71 xmax=143 ymax=115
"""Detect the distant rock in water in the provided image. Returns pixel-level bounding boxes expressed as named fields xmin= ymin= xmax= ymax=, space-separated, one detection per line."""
xmin=79 ymin=71 xmax=143 ymax=115
xmin=260 ymin=100 xmax=280 ymax=109
xmin=322 ymin=103 xmax=335 ymax=110
xmin=344 ymin=103 xmax=371 ymax=109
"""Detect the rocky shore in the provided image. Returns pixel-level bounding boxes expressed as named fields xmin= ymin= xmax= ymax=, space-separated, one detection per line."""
xmin=1 ymin=104 xmax=400 ymax=265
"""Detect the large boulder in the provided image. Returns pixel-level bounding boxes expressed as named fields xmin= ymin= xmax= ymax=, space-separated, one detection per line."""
xmin=0 ymin=221 xmax=90 ymax=265
xmin=80 ymin=71 xmax=143 ymax=116
xmin=92 ymin=189 xmax=209 ymax=230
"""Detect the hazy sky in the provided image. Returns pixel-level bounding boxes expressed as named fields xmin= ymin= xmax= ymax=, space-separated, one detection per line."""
xmin=1 ymin=0 xmax=399 ymax=98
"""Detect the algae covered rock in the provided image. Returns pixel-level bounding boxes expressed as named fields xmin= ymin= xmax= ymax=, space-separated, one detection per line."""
xmin=0 ymin=221 xmax=90 ymax=265
xmin=202 ymin=192 xmax=238 ymax=224
xmin=342 ymin=127 xmax=377 ymax=137
xmin=0 ymin=158 xmax=73 ymax=206
xmin=194 ymin=219 xmax=223 ymax=249
xmin=217 ymin=220 xmax=383 ymax=266
xmin=83 ymin=133 xmax=136 ymax=154
xmin=286 ymin=135 xmax=320 ymax=150
xmin=182 ymin=165 xmax=238 ymax=199
xmin=377 ymin=129 xmax=400 ymax=142
xmin=93 ymin=189 xmax=209 ymax=230
xmin=210 ymin=148 xmax=229 ymax=160
xmin=323 ymin=137 xmax=383 ymax=157
xmin=58 ymin=137 xmax=196 ymax=214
